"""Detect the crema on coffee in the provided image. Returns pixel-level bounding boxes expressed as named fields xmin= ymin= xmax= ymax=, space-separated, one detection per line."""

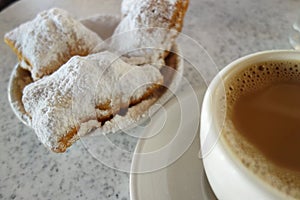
xmin=222 ymin=60 xmax=300 ymax=199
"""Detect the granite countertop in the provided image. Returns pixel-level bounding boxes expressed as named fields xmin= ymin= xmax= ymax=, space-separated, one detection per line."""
xmin=0 ymin=0 xmax=299 ymax=199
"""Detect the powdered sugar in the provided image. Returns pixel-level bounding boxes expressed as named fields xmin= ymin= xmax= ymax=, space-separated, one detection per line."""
xmin=110 ymin=0 xmax=188 ymax=64
xmin=96 ymin=98 xmax=157 ymax=135
xmin=4 ymin=8 xmax=103 ymax=80
xmin=22 ymin=51 xmax=163 ymax=151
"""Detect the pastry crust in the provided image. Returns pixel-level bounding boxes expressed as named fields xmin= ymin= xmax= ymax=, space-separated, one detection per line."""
xmin=4 ymin=8 xmax=103 ymax=80
xmin=22 ymin=51 xmax=163 ymax=152
xmin=110 ymin=0 xmax=189 ymax=64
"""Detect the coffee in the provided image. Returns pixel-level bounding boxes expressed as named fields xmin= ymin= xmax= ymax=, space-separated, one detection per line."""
xmin=222 ymin=60 xmax=300 ymax=198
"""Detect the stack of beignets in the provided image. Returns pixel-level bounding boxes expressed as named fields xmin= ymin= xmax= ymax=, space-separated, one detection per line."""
xmin=4 ymin=0 xmax=189 ymax=152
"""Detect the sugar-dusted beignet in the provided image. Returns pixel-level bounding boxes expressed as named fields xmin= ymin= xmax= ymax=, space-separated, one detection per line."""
xmin=4 ymin=8 xmax=103 ymax=80
xmin=22 ymin=51 xmax=163 ymax=152
xmin=110 ymin=0 xmax=189 ymax=64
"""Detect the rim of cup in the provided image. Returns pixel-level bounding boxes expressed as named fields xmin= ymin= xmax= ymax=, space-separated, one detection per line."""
xmin=200 ymin=49 xmax=299 ymax=200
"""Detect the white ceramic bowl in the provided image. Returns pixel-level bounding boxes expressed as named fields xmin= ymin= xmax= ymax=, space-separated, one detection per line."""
xmin=200 ymin=50 xmax=300 ymax=200
xmin=8 ymin=14 xmax=184 ymax=134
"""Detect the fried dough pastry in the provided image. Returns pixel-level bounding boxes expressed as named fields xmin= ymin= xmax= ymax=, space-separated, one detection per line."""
xmin=110 ymin=0 xmax=189 ymax=64
xmin=4 ymin=8 xmax=103 ymax=80
xmin=22 ymin=51 xmax=163 ymax=152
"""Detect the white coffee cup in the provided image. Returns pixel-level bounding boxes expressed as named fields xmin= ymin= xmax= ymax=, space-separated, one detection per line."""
xmin=200 ymin=50 xmax=300 ymax=200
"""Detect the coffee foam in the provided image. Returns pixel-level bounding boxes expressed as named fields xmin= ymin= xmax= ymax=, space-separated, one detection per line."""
xmin=221 ymin=60 xmax=300 ymax=199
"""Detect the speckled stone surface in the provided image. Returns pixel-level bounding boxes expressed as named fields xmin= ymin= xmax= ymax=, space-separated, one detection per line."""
xmin=0 ymin=0 xmax=299 ymax=199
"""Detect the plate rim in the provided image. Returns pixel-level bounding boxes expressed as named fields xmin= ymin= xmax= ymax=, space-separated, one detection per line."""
xmin=129 ymin=87 xmax=207 ymax=200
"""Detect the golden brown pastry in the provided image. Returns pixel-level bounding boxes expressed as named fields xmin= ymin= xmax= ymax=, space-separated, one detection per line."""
xmin=4 ymin=8 xmax=103 ymax=80
xmin=22 ymin=51 xmax=163 ymax=152
xmin=110 ymin=0 xmax=189 ymax=65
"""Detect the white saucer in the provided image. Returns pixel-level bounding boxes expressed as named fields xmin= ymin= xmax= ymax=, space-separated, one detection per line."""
xmin=130 ymin=87 xmax=217 ymax=200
